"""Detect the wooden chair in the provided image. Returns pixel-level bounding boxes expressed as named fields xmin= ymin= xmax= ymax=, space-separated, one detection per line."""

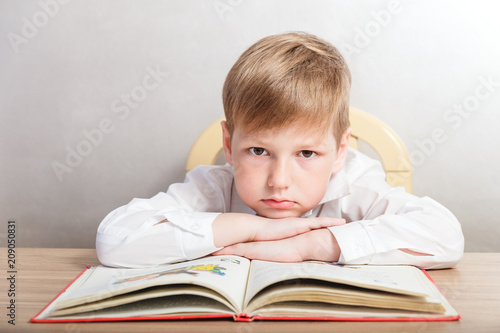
xmin=185 ymin=107 xmax=412 ymax=193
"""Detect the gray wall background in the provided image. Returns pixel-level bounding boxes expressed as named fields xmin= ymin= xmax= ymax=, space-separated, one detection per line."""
xmin=1 ymin=0 xmax=499 ymax=252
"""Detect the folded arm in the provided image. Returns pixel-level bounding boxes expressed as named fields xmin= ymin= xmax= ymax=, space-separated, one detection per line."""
xmin=330 ymin=151 xmax=464 ymax=269
xmin=96 ymin=165 xmax=345 ymax=268
xmin=213 ymin=228 xmax=341 ymax=262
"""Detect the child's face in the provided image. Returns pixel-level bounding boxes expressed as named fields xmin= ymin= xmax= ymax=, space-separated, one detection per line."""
xmin=222 ymin=121 xmax=350 ymax=219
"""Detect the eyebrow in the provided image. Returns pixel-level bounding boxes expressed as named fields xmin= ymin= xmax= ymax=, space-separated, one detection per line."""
xmin=240 ymin=132 xmax=334 ymax=151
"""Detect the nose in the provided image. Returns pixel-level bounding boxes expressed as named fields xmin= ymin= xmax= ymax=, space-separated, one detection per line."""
xmin=267 ymin=158 xmax=291 ymax=190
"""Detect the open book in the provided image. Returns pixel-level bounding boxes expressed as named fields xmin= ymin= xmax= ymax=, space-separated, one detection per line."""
xmin=31 ymin=255 xmax=459 ymax=322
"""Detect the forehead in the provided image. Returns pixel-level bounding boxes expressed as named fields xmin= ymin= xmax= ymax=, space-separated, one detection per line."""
xmin=234 ymin=122 xmax=337 ymax=147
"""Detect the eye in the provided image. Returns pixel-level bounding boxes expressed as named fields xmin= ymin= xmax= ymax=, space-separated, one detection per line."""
xmin=249 ymin=147 xmax=268 ymax=156
xmin=299 ymin=150 xmax=317 ymax=159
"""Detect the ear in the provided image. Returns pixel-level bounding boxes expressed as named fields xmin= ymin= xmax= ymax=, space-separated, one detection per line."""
xmin=332 ymin=128 xmax=351 ymax=174
xmin=221 ymin=121 xmax=233 ymax=165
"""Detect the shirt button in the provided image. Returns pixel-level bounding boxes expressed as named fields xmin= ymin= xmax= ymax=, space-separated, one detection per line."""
xmin=355 ymin=244 xmax=364 ymax=254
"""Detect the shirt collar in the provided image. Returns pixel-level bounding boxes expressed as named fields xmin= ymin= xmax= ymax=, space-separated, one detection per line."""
xmin=318 ymin=169 xmax=352 ymax=205
xmin=301 ymin=169 xmax=351 ymax=218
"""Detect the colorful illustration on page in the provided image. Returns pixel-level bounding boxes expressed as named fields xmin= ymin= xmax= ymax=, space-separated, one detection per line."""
xmin=113 ymin=264 xmax=227 ymax=285
xmin=220 ymin=258 xmax=241 ymax=265
xmin=307 ymin=261 xmax=360 ymax=269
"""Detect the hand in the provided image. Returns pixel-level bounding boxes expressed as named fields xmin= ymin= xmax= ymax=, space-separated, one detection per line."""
xmin=213 ymin=213 xmax=345 ymax=248
xmin=213 ymin=236 xmax=304 ymax=262
xmin=213 ymin=229 xmax=341 ymax=262
xmin=252 ymin=216 xmax=345 ymax=242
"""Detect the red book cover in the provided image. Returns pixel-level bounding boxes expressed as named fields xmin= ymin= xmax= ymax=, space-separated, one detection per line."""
xmin=31 ymin=256 xmax=460 ymax=323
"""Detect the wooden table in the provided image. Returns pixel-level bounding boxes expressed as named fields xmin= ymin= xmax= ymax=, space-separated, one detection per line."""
xmin=1 ymin=249 xmax=499 ymax=332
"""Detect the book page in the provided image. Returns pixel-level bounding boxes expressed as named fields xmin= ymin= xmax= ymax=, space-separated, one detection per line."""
xmin=244 ymin=261 xmax=434 ymax=308
xmin=50 ymin=255 xmax=250 ymax=315
xmin=245 ymin=280 xmax=443 ymax=314
xmin=49 ymin=295 xmax=235 ymax=320
xmin=48 ymin=285 xmax=237 ymax=317
xmin=252 ymin=301 xmax=458 ymax=319
xmin=246 ymin=267 xmax=459 ymax=318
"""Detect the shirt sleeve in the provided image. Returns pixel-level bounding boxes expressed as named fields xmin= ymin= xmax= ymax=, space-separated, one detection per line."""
xmin=329 ymin=151 xmax=464 ymax=269
xmin=96 ymin=166 xmax=231 ymax=268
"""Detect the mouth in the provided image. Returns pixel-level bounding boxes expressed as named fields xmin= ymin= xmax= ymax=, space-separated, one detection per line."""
xmin=261 ymin=198 xmax=296 ymax=209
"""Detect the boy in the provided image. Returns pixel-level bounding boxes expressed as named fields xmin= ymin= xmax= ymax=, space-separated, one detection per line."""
xmin=96 ymin=32 xmax=464 ymax=269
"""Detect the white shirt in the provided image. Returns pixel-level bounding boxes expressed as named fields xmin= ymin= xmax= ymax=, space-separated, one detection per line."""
xmin=96 ymin=149 xmax=464 ymax=269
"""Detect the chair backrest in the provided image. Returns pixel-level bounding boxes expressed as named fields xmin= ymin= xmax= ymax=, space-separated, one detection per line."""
xmin=185 ymin=107 xmax=412 ymax=192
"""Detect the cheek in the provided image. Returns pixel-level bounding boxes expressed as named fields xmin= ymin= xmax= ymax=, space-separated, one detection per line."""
xmin=297 ymin=159 xmax=334 ymax=199
xmin=301 ymin=177 xmax=329 ymax=200
xmin=232 ymin=163 xmax=263 ymax=199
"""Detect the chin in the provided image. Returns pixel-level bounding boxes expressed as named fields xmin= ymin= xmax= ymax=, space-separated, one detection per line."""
xmin=257 ymin=210 xmax=302 ymax=219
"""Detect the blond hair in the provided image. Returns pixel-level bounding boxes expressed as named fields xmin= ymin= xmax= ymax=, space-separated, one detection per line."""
xmin=222 ymin=32 xmax=351 ymax=145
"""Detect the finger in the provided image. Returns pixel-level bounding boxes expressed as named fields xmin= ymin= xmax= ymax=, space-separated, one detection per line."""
xmin=212 ymin=244 xmax=244 ymax=256
xmin=311 ymin=218 xmax=346 ymax=229
xmin=212 ymin=248 xmax=230 ymax=256
xmin=328 ymin=218 xmax=346 ymax=226
xmin=214 ymin=243 xmax=267 ymax=260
